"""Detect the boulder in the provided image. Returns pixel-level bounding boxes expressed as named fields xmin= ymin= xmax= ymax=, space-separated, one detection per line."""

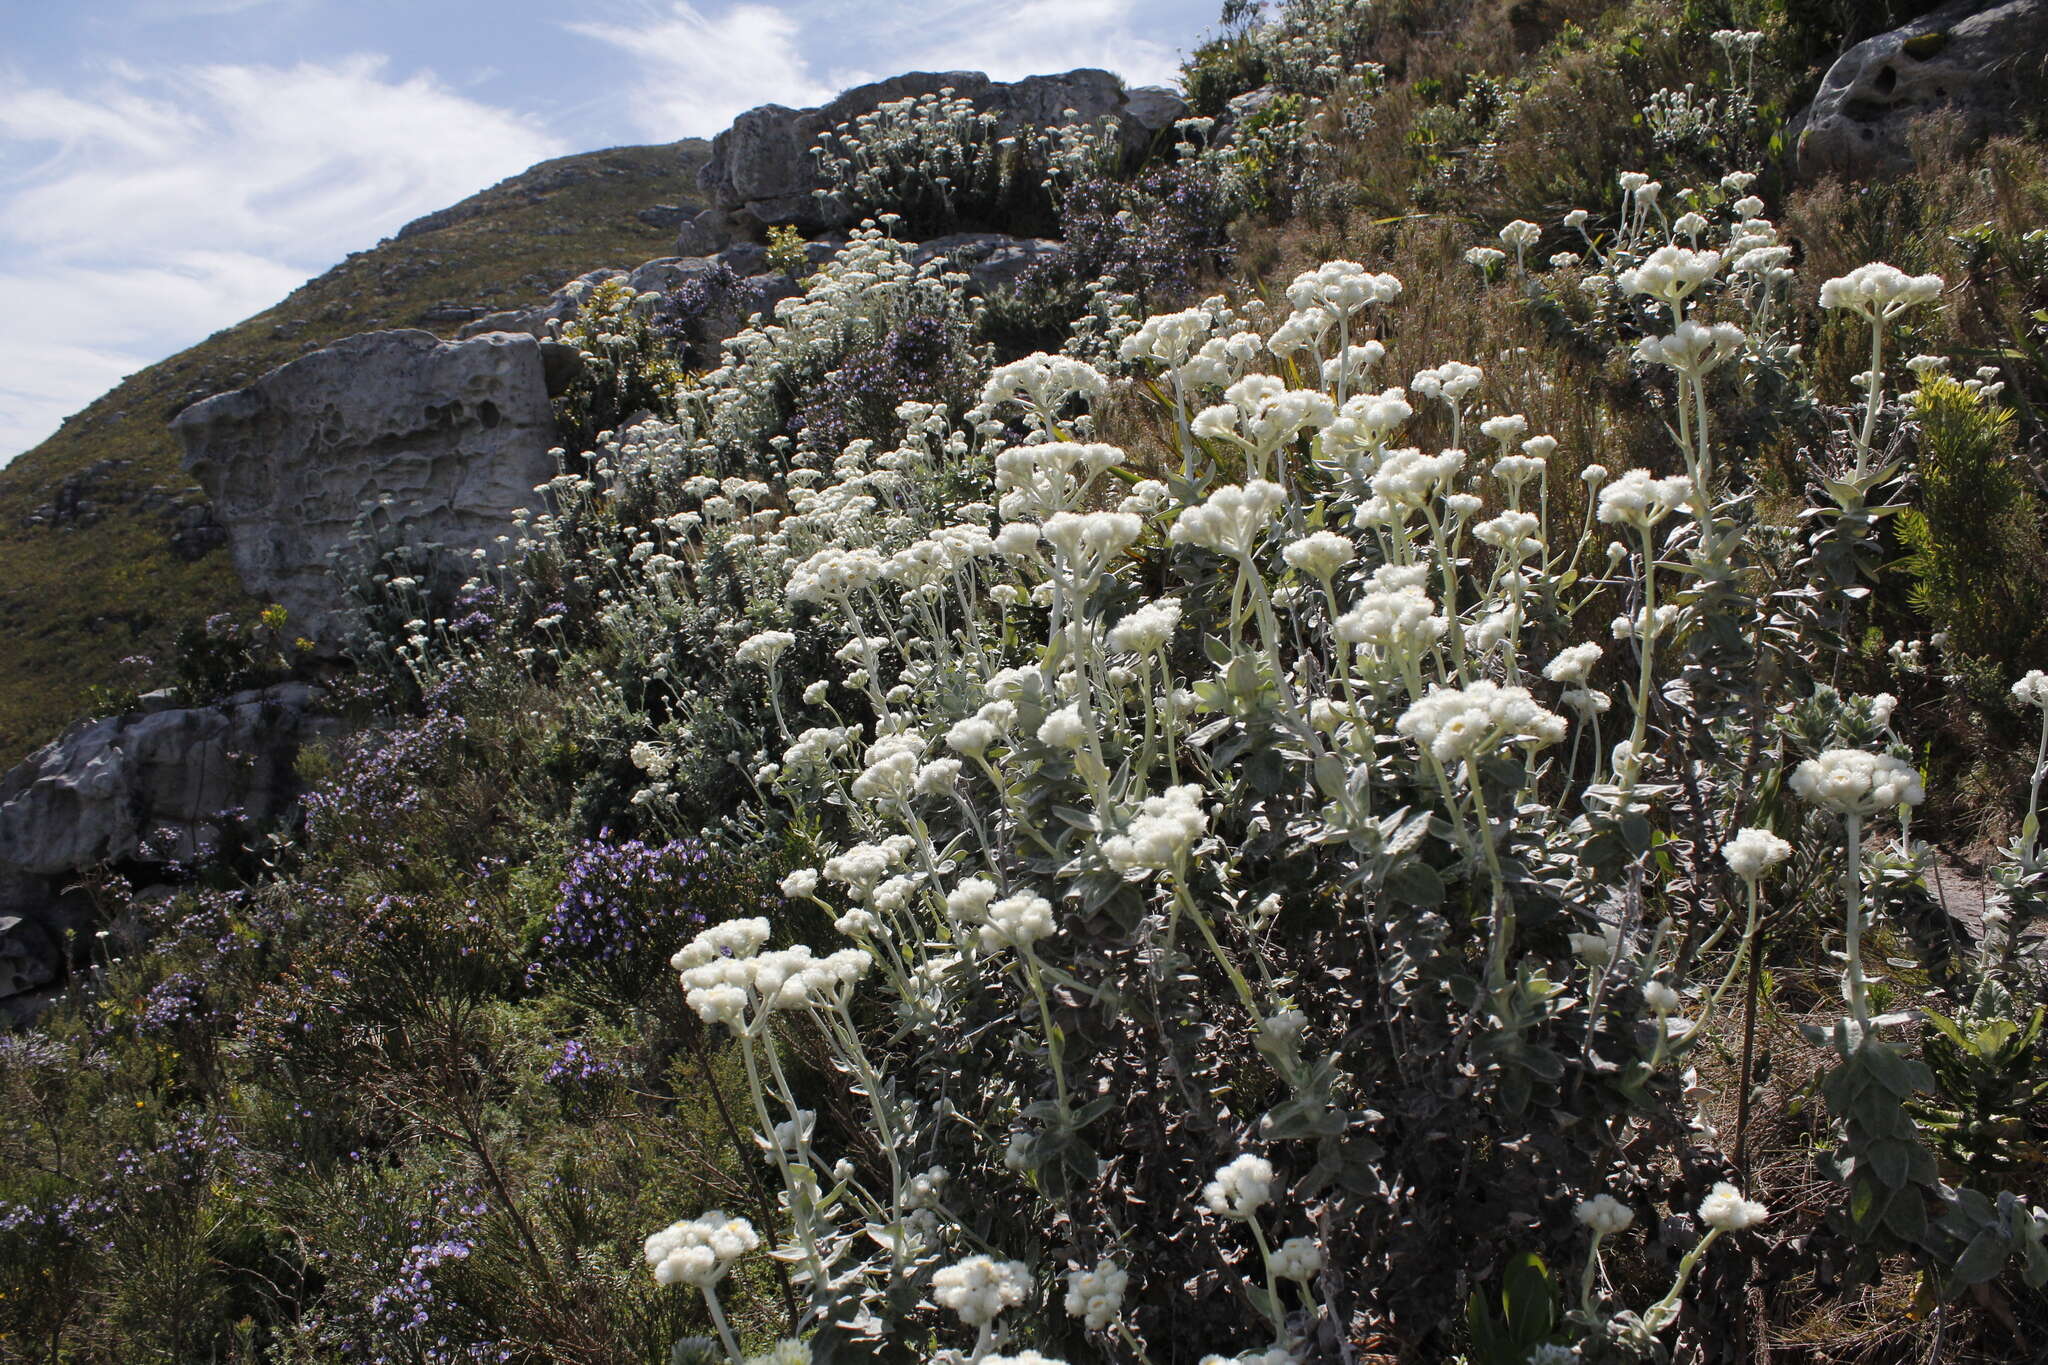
xmin=0 ymin=916 xmax=57 ymax=999
xmin=456 ymin=268 xmax=626 ymax=341
xmin=0 ymin=684 xmax=334 ymax=877
xmin=1795 ymin=0 xmax=2048 ymax=179
xmin=636 ymin=203 xmax=692 ymax=229
xmin=173 ymin=331 xmax=559 ymax=643
xmin=674 ymin=209 xmax=733 ymax=256
xmin=911 ymin=233 xmax=1065 ymax=293
xmin=699 ymin=69 xmax=1186 ymax=233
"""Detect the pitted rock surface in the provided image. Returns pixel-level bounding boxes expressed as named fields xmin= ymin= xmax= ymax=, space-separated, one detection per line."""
xmin=0 ymin=684 xmax=334 ymax=878
xmin=1796 ymin=0 xmax=2048 ymax=179
xmin=700 ymin=69 xmax=1186 ymax=232
xmin=173 ymin=330 xmax=557 ymax=643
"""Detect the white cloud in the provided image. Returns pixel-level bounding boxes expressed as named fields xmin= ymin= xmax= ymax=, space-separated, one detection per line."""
xmin=568 ymin=3 xmax=834 ymax=139
xmin=893 ymin=0 xmax=1185 ymax=89
xmin=0 ymin=56 xmax=565 ymax=463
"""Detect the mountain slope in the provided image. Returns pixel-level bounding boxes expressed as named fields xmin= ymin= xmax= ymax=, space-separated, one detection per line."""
xmin=0 ymin=139 xmax=709 ymax=765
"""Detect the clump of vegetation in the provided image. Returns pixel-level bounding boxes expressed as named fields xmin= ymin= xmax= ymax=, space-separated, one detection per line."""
xmin=11 ymin=3 xmax=2048 ymax=1364
xmin=1898 ymin=377 xmax=2048 ymax=694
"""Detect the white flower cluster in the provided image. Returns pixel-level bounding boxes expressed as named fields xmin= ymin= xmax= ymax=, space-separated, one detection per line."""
xmin=1697 ymin=1182 xmax=1769 ymax=1232
xmin=1063 ymin=1257 xmax=1129 ymax=1330
xmin=1721 ymin=827 xmax=1792 ymax=882
xmin=1574 ymin=1193 xmax=1634 ymax=1236
xmin=1202 ymin=1153 xmax=1275 ymax=1221
xmin=1100 ymin=784 xmax=1207 ymax=875
xmin=1818 ymin=263 xmax=1944 ymax=320
xmin=931 ymin=1253 xmax=1032 ymax=1326
xmin=1789 ymin=749 xmax=1925 ymax=817
xmin=670 ymin=918 xmax=871 ymax=1028
xmin=644 ymin=1212 xmax=760 ymax=1287
xmin=1169 ymin=480 xmax=1290 ymax=557
xmin=1396 ymin=682 xmax=1567 ymax=765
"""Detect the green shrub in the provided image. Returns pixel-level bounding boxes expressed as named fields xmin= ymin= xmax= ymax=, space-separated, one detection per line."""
xmin=1898 ymin=377 xmax=2048 ymax=678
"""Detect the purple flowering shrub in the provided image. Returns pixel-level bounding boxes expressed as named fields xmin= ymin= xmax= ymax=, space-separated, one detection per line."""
xmin=531 ymin=832 xmax=710 ymax=1007
xmin=791 ymin=312 xmax=985 ymax=454
xmin=980 ymin=158 xmax=1234 ymax=356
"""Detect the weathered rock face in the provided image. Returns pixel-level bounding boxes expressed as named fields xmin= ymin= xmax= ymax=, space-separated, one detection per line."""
xmin=700 ymin=69 xmax=1187 ymax=233
xmin=1796 ymin=0 xmax=2048 ymax=179
xmin=0 ymin=684 xmax=334 ymax=877
xmin=173 ymin=330 xmax=558 ymax=643
xmin=0 ymin=685 xmax=335 ymax=1007
xmin=911 ymin=233 xmax=1066 ymax=293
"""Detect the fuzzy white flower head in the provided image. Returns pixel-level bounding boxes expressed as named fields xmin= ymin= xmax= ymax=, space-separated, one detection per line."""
xmin=916 ymin=758 xmax=962 ymax=797
xmin=1038 ymin=703 xmax=1090 ymax=750
xmin=1170 ymin=481 xmax=1289 ymax=557
xmin=1282 ymin=530 xmax=1357 ymax=581
xmin=1818 ymin=263 xmax=1944 ymax=321
xmin=736 ymin=629 xmax=797 ymax=668
xmin=644 ymin=1212 xmax=760 ymax=1287
xmin=1396 ymin=681 xmax=1568 ymax=765
xmin=1323 ymin=387 xmax=1413 ymax=459
xmin=931 ymin=1254 xmax=1032 ymax=1327
xmin=945 ymin=876 xmax=998 ymax=928
xmin=1334 ymin=577 xmax=1448 ymax=658
xmin=2013 ymin=670 xmax=2048 ymax=709
xmin=780 ymin=868 xmax=821 ymax=900
xmin=980 ymin=351 xmax=1110 ymax=417
xmin=1697 ymin=1182 xmax=1768 ymax=1232
xmin=1722 ymin=827 xmax=1792 ymax=882
xmin=1574 ymin=1194 xmax=1635 ymax=1236
xmin=1635 ymin=320 xmax=1745 ymax=378
xmin=1500 ymin=219 xmax=1542 ymax=251
xmin=1789 ymin=749 xmax=1924 ymax=816
xmin=981 ymin=893 xmax=1055 ymax=953
xmin=1465 ymin=245 xmax=1507 ymax=272
xmin=1285 ymin=259 xmax=1401 ymax=315
xmin=1120 ymin=307 xmax=1216 ymax=367
xmin=1270 ymin=1236 xmax=1324 ymax=1281
xmin=1203 ymin=1153 xmax=1275 ymax=1220
xmin=1370 ymin=446 xmax=1467 ymax=509
xmin=1108 ymin=598 xmax=1182 ymax=654
xmin=1617 ymin=245 xmax=1722 ymax=309
xmin=1101 ymin=784 xmax=1208 ymax=874
xmin=1479 ymin=412 xmax=1528 ymax=447
xmin=1643 ymin=979 xmax=1682 ymax=1014
xmin=1596 ymin=468 xmax=1692 ymax=530
xmin=671 ymin=917 xmax=772 ymax=972
xmin=1064 ymin=1258 xmax=1129 ymax=1331
xmin=1411 ymin=361 xmax=1483 ymax=403
xmin=1544 ymin=642 xmax=1603 ymax=686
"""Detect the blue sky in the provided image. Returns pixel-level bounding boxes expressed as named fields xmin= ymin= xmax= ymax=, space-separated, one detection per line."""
xmin=0 ymin=0 xmax=1219 ymax=463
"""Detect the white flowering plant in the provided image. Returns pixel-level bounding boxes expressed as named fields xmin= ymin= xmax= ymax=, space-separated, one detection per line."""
xmin=291 ymin=50 xmax=2048 ymax=1355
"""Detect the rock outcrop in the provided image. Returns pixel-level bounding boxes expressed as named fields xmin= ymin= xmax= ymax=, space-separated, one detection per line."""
xmin=700 ymin=68 xmax=1187 ymax=233
xmin=0 ymin=684 xmax=333 ymax=877
xmin=0 ymin=684 xmax=336 ymax=1007
xmin=1795 ymin=0 xmax=2048 ymax=179
xmin=911 ymin=233 xmax=1066 ymax=292
xmin=173 ymin=330 xmax=559 ymax=643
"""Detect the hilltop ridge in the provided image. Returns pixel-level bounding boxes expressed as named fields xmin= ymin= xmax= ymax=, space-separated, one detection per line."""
xmin=0 ymin=138 xmax=709 ymax=763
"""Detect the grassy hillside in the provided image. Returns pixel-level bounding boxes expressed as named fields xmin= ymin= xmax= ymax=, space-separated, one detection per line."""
xmin=0 ymin=139 xmax=709 ymax=766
